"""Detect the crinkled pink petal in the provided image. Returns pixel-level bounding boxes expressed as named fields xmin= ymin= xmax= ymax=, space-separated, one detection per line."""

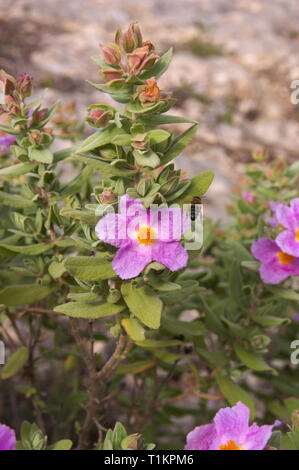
xmin=251 ymin=238 xmax=279 ymax=263
xmin=152 ymin=240 xmax=188 ymax=271
xmin=276 ymin=204 xmax=296 ymax=231
xmin=243 ymin=421 xmax=280 ymax=450
xmin=150 ymin=207 xmax=190 ymax=242
xmin=95 ymin=213 xmax=128 ymax=248
xmin=259 ymin=260 xmax=292 ymax=284
xmin=290 ymin=198 xmax=299 ymax=220
xmin=0 ymin=424 xmax=16 ymax=450
xmin=185 ymin=424 xmax=220 ymax=450
xmin=214 ymin=402 xmax=250 ymax=446
xmin=112 ymin=241 xmax=152 ymax=279
xmin=276 ymin=229 xmax=299 ymax=257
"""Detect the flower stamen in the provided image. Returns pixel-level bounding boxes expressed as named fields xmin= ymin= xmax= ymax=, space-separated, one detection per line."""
xmin=278 ymin=251 xmax=294 ymax=265
xmin=220 ymin=440 xmax=242 ymax=450
xmin=136 ymin=225 xmax=156 ymax=245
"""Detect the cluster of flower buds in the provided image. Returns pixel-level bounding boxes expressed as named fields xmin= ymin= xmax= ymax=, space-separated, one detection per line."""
xmin=0 ymin=70 xmax=33 ymax=117
xmin=99 ymin=189 xmax=117 ymax=204
xmin=97 ymin=22 xmax=159 ymax=87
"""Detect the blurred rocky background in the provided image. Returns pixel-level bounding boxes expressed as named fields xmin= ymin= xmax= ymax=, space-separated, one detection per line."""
xmin=1 ymin=0 xmax=299 ymax=219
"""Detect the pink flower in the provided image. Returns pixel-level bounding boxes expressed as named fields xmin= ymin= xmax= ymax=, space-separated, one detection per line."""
xmin=185 ymin=402 xmax=279 ymax=450
xmin=268 ymin=201 xmax=281 ymax=228
xmin=0 ymin=423 xmax=16 ymax=450
xmin=244 ymin=193 xmax=254 ymax=204
xmin=251 ymin=237 xmax=299 ymax=284
xmin=95 ymin=194 xmax=190 ymax=280
xmin=275 ymin=198 xmax=299 ymax=258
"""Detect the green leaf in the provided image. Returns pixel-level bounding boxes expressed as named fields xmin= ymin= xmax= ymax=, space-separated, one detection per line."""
xmin=133 ymin=149 xmax=160 ymax=168
xmin=178 ymin=171 xmax=214 ymax=204
xmin=59 ymin=208 xmax=99 ymax=225
xmin=0 ymin=191 xmax=35 ymax=209
xmin=0 ymin=284 xmax=55 ymax=306
xmin=0 ymin=124 xmax=22 ymax=135
xmin=159 ymin=280 xmax=199 ymax=305
xmin=266 ymin=286 xmax=299 ymax=301
xmin=215 ymin=373 xmax=255 ymax=419
xmin=54 ymin=301 xmax=124 ymax=319
xmin=75 ymin=153 xmax=136 ymax=176
xmin=116 ymin=360 xmax=156 ymax=375
xmin=49 ymin=439 xmax=73 ymax=451
xmin=1 ymin=347 xmax=29 ymax=379
xmin=233 ymin=343 xmax=276 ymax=374
xmin=65 ymin=255 xmax=115 ymax=280
xmin=122 ymin=318 xmax=145 ymax=342
xmin=0 ymin=242 xmax=53 ymax=255
xmin=50 ymin=167 xmax=92 ymax=202
xmin=161 ymin=124 xmax=198 ymax=165
xmin=140 ymin=48 xmax=173 ymax=80
xmin=28 ymin=147 xmax=53 ymax=164
xmin=161 ymin=316 xmax=205 ymax=337
xmin=140 ymin=115 xmax=198 ymax=126
xmin=147 ymin=129 xmax=171 ymax=144
xmin=48 ymin=261 xmax=66 ymax=279
xmin=135 ymin=339 xmax=182 ymax=348
xmin=75 ymin=125 xmax=130 ymax=153
xmin=241 ymin=260 xmax=260 ymax=272
xmin=121 ymin=282 xmax=163 ymax=329
xmin=0 ymin=162 xmax=35 ymax=177
xmin=252 ymin=315 xmax=290 ymax=327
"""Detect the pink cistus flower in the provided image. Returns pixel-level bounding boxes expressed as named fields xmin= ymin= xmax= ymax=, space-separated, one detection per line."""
xmin=274 ymin=198 xmax=299 ymax=258
xmin=185 ymin=402 xmax=279 ymax=450
xmin=0 ymin=423 xmax=16 ymax=450
xmin=95 ymin=194 xmax=190 ymax=280
xmin=251 ymin=237 xmax=299 ymax=284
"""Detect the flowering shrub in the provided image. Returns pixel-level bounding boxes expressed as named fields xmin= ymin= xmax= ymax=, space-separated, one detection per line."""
xmin=0 ymin=23 xmax=298 ymax=451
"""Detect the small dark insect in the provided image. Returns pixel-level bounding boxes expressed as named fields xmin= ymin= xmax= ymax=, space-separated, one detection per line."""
xmin=190 ymin=196 xmax=203 ymax=221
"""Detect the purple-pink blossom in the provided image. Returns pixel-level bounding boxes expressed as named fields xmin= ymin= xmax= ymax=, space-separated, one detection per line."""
xmin=244 ymin=193 xmax=254 ymax=204
xmin=0 ymin=423 xmax=16 ymax=450
xmin=95 ymin=194 xmax=190 ymax=279
xmin=251 ymin=237 xmax=299 ymax=284
xmin=274 ymin=198 xmax=299 ymax=258
xmin=185 ymin=401 xmax=279 ymax=450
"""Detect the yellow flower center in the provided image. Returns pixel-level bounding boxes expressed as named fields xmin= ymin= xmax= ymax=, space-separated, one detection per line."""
xmin=296 ymin=229 xmax=299 ymax=242
xmin=136 ymin=225 xmax=156 ymax=245
xmin=278 ymin=251 xmax=294 ymax=265
xmin=220 ymin=440 xmax=242 ymax=450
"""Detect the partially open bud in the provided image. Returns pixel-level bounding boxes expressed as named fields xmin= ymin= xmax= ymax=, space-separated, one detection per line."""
xmin=132 ymin=133 xmax=149 ymax=150
xmin=17 ymin=72 xmax=33 ymax=98
xmin=127 ymin=44 xmax=158 ymax=74
xmin=0 ymin=70 xmax=16 ymax=96
xmin=99 ymin=189 xmax=116 ymax=204
xmin=31 ymin=107 xmax=48 ymax=125
xmin=100 ymin=42 xmax=122 ymax=65
xmin=121 ymin=433 xmax=144 ymax=450
xmin=122 ymin=21 xmax=143 ymax=53
xmin=137 ymin=78 xmax=160 ymax=106
xmin=86 ymin=105 xmax=114 ymax=128
xmin=100 ymin=67 xmax=124 ymax=83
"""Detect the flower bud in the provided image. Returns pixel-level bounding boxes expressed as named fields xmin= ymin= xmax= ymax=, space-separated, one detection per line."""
xmin=122 ymin=21 xmax=143 ymax=53
xmin=99 ymin=189 xmax=116 ymax=204
xmin=121 ymin=433 xmax=143 ymax=450
xmin=17 ymin=72 xmax=33 ymax=98
xmin=100 ymin=42 xmax=122 ymax=65
xmin=86 ymin=105 xmax=114 ymax=128
xmin=29 ymin=130 xmax=43 ymax=145
xmin=0 ymin=70 xmax=16 ymax=96
xmin=100 ymin=67 xmax=124 ymax=82
xmin=132 ymin=133 xmax=149 ymax=150
xmin=137 ymin=78 xmax=160 ymax=106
